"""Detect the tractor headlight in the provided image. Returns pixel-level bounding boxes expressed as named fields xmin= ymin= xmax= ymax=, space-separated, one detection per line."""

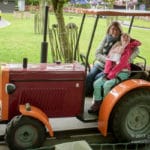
xmin=5 ymin=83 xmax=16 ymax=94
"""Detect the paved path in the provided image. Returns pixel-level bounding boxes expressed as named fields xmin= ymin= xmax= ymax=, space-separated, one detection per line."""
xmin=0 ymin=19 xmax=10 ymax=28
xmin=0 ymin=128 xmax=150 ymax=150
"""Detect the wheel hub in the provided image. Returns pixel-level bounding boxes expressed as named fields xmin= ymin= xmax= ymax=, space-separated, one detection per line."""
xmin=15 ymin=125 xmax=37 ymax=146
xmin=126 ymin=105 xmax=150 ymax=136
xmin=127 ymin=107 xmax=149 ymax=130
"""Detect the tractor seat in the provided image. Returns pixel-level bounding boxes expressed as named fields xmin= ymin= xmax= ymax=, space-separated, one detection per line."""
xmin=129 ymin=63 xmax=148 ymax=80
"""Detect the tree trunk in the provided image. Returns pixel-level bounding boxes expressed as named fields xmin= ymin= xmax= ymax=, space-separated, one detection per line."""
xmin=54 ymin=3 xmax=71 ymax=62
xmin=51 ymin=0 xmax=72 ymax=63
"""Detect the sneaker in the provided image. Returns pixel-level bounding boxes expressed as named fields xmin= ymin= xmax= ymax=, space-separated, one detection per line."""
xmin=88 ymin=101 xmax=102 ymax=114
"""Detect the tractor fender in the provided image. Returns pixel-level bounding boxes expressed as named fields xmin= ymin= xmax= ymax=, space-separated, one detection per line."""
xmin=98 ymin=79 xmax=150 ymax=137
xmin=19 ymin=104 xmax=54 ymax=137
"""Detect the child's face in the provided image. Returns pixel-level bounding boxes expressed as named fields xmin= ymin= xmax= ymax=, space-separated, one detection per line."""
xmin=121 ymin=34 xmax=129 ymax=42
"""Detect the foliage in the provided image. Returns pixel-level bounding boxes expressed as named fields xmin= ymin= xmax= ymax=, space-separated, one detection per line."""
xmin=138 ymin=0 xmax=146 ymax=3
xmin=51 ymin=0 xmax=69 ymax=11
xmin=69 ymin=3 xmax=91 ymax=8
xmin=25 ymin=0 xmax=40 ymax=5
xmin=103 ymin=0 xmax=115 ymax=8
xmin=104 ymin=0 xmax=115 ymax=2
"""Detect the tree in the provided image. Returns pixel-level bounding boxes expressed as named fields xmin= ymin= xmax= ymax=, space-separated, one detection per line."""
xmin=103 ymin=0 xmax=115 ymax=8
xmin=34 ymin=0 xmax=77 ymax=62
xmin=36 ymin=0 xmax=73 ymax=62
xmin=51 ymin=0 xmax=72 ymax=63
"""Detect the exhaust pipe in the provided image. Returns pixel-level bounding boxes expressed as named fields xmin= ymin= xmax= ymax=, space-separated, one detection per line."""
xmin=40 ymin=6 xmax=49 ymax=63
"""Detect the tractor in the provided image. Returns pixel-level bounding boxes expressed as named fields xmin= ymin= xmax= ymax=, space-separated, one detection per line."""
xmin=0 ymin=7 xmax=150 ymax=150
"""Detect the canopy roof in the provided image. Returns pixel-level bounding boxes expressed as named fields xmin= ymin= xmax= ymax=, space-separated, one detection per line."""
xmin=68 ymin=8 xmax=150 ymax=16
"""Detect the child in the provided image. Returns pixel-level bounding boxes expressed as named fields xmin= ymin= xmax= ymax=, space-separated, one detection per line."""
xmin=106 ymin=33 xmax=130 ymax=64
xmin=103 ymin=33 xmax=131 ymax=77
xmin=88 ymin=34 xmax=141 ymax=114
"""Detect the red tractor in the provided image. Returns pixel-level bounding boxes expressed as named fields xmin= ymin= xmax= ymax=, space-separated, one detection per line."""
xmin=0 ymin=8 xmax=150 ymax=150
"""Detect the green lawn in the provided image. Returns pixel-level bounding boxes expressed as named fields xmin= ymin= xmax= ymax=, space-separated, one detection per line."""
xmin=0 ymin=13 xmax=43 ymax=63
xmin=0 ymin=12 xmax=150 ymax=65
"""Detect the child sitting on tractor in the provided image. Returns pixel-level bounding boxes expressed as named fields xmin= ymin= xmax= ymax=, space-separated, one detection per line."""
xmin=88 ymin=33 xmax=141 ymax=114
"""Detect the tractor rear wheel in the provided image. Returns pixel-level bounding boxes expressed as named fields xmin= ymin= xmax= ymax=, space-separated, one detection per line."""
xmin=5 ymin=115 xmax=46 ymax=150
xmin=111 ymin=88 xmax=150 ymax=142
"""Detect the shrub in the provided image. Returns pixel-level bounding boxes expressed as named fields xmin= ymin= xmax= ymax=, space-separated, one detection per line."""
xmin=25 ymin=0 xmax=39 ymax=5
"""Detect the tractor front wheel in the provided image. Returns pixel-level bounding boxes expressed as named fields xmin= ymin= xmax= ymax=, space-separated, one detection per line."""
xmin=5 ymin=115 xmax=46 ymax=150
xmin=111 ymin=88 xmax=150 ymax=142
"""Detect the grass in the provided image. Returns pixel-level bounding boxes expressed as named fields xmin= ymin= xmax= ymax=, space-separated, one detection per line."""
xmin=0 ymin=13 xmax=42 ymax=63
xmin=0 ymin=12 xmax=150 ymax=65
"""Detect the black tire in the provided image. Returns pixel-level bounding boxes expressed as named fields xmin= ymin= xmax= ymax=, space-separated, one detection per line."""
xmin=111 ymin=88 xmax=150 ymax=142
xmin=5 ymin=115 xmax=46 ymax=150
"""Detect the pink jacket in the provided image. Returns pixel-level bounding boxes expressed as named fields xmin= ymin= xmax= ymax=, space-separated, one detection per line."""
xmin=104 ymin=39 xmax=141 ymax=79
